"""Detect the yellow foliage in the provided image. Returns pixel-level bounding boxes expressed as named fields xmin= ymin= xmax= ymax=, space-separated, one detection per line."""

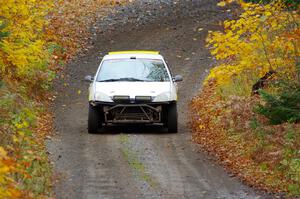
xmin=0 ymin=0 xmax=52 ymax=79
xmin=0 ymin=147 xmax=20 ymax=199
xmin=206 ymin=1 xmax=300 ymax=89
xmin=217 ymin=1 xmax=227 ymax=7
xmin=0 ymin=1 xmax=132 ymax=197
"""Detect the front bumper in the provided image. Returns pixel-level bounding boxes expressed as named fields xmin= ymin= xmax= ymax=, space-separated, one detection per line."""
xmin=90 ymin=101 xmax=172 ymax=124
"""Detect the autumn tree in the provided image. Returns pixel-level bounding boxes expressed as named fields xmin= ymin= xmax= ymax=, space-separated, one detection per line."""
xmin=0 ymin=0 xmax=52 ymax=89
xmin=206 ymin=1 xmax=299 ymax=95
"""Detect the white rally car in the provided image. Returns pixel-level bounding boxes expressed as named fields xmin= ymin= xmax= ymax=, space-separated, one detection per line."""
xmin=85 ymin=51 xmax=182 ymax=134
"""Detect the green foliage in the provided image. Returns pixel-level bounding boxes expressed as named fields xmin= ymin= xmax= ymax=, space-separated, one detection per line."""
xmin=119 ymin=135 xmax=156 ymax=186
xmin=280 ymin=146 xmax=300 ymax=195
xmin=256 ymin=86 xmax=300 ymax=124
xmin=0 ymin=82 xmax=53 ymax=197
xmin=249 ymin=117 xmax=261 ymax=130
xmin=255 ymin=58 xmax=300 ymax=125
xmin=0 ymin=21 xmax=9 ymax=42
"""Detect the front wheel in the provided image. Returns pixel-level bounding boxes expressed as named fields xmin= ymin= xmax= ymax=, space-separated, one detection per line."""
xmin=88 ymin=104 xmax=102 ymax=134
xmin=166 ymin=102 xmax=178 ymax=133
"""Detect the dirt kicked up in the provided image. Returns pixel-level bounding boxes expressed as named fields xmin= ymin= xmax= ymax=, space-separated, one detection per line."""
xmin=48 ymin=1 xmax=270 ymax=199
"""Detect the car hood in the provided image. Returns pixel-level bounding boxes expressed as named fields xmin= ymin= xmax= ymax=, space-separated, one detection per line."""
xmin=94 ymin=81 xmax=172 ymax=99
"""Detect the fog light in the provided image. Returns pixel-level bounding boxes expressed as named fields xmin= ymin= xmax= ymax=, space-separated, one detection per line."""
xmin=135 ymin=96 xmax=152 ymax=101
xmin=113 ymin=95 xmax=130 ymax=102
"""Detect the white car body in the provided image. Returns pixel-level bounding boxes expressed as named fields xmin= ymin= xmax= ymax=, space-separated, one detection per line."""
xmin=88 ymin=52 xmax=178 ymax=103
xmin=86 ymin=51 xmax=182 ymax=133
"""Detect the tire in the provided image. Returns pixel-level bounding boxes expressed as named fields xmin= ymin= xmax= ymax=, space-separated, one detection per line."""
xmin=167 ymin=102 xmax=178 ymax=133
xmin=88 ymin=104 xmax=102 ymax=134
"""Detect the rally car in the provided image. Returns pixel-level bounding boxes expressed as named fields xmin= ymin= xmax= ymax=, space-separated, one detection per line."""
xmin=85 ymin=51 xmax=183 ymax=133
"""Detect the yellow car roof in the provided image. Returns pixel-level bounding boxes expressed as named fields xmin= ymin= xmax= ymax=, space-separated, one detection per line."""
xmin=108 ymin=51 xmax=160 ymax=55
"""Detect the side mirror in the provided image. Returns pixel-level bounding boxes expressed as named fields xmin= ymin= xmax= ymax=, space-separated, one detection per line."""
xmin=173 ymin=75 xmax=183 ymax=82
xmin=84 ymin=75 xmax=94 ymax=82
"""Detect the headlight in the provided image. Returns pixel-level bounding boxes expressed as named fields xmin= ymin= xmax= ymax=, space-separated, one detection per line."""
xmin=94 ymin=92 xmax=113 ymax=102
xmin=153 ymin=92 xmax=171 ymax=102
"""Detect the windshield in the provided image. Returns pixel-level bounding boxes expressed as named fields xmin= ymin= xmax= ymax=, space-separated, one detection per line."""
xmin=96 ymin=59 xmax=170 ymax=82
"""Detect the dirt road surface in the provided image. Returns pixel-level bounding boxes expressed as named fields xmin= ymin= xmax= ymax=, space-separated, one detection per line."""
xmin=48 ymin=1 xmax=268 ymax=198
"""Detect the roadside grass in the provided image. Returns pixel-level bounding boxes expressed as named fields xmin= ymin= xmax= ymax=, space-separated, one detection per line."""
xmin=119 ymin=134 xmax=157 ymax=187
xmin=0 ymin=83 xmax=53 ymax=198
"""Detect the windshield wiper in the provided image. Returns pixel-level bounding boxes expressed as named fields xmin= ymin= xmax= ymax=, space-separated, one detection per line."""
xmin=98 ymin=78 xmax=120 ymax=82
xmin=98 ymin=78 xmax=151 ymax=82
xmin=119 ymin=78 xmax=151 ymax=82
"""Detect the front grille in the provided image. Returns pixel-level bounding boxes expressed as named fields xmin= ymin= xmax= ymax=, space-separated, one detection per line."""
xmin=104 ymin=104 xmax=161 ymax=123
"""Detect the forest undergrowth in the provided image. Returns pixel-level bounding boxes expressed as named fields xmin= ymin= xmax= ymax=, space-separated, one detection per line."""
xmin=191 ymin=0 xmax=299 ymax=196
xmin=0 ymin=0 xmax=128 ymax=198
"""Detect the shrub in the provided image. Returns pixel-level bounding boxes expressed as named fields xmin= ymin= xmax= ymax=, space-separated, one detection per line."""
xmin=256 ymin=86 xmax=300 ymax=124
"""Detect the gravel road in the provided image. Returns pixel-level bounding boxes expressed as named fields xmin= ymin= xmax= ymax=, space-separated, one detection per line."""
xmin=48 ymin=1 xmax=267 ymax=198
